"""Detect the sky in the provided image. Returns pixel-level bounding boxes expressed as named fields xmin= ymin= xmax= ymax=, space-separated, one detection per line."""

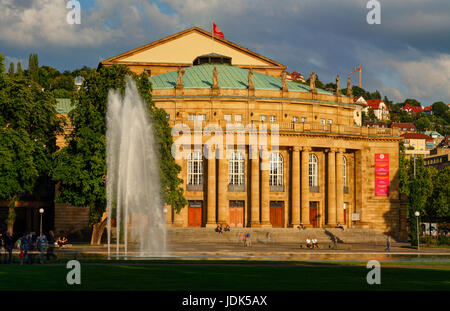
xmin=0 ymin=0 xmax=449 ymax=106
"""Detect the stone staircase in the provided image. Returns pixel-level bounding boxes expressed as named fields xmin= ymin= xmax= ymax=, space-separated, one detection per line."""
xmin=166 ymin=228 xmax=389 ymax=244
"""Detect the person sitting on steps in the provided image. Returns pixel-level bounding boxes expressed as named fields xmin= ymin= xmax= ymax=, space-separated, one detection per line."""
xmin=306 ymin=237 xmax=312 ymax=248
xmin=336 ymin=223 xmax=344 ymax=230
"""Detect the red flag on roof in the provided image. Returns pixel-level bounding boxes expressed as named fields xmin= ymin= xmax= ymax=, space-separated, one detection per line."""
xmin=213 ymin=23 xmax=225 ymax=38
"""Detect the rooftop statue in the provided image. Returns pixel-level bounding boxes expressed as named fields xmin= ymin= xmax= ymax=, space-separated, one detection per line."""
xmin=176 ymin=68 xmax=184 ymax=89
xmin=212 ymin=67 xmax=219 ymax=89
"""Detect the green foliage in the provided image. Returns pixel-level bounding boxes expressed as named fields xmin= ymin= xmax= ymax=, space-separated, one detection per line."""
xmin=403 ymin=98 xmax=421 ymax=107
xmin=28 ymin=54 xmax=39 ymax=82
xmin=426 ymin=167 xmax=449 ymax=218
xmin=53 ymin=64 xmax=186 ymax=227
xmin=0 ymin=53 xmax=5 ymax=74
xmin=8 ymin=63 xmax=14 ymax=77
xmin=415 ymin=117 xmax=431 ymax=132
xmin=0 ymin=74 xmax=60 ymax=209
xmin=398 ymin=142 xmax=409 ymax=196
xmin=16 ymin=62 xmax=23 ymax=77
xmin=38 ymin=65 xmax=61 ymax=90
xmin=406 ymin=157 xmax=434 ymax=245
xmin=432 ymin=101 xmax=448 ymax=118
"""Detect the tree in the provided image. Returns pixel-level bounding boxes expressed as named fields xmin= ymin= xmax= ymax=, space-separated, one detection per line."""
xmin=426 ymin=167 xmax=450 ymax=219
xmin=38 ymin=65 xmax=61 ymax=90
xmin=403 ymin=99 xmax=421 ymax=107
xmin=8 ymin=62 xmax=14 ymax=77
xmin=53 ymin=64 xmax=186 ymax=245
xmin=16 ymin=62 xmax=23 ymax=77
xmin=0 ymin=53 xmax=5 ymax=74
xmin=431 ymin=101 xmax=448 ymax=118
xmin=28 ymin=53 xmax=39 ymax=82
xmin=406 ymin=157 xmax=433 ymax=246
xmin=0 ymin=74 xmax=60 ymax=234
xmin=398 ymin=142 xmax=409 ymax=197
xmin=415 ymin=117 xmax=431 ymax=132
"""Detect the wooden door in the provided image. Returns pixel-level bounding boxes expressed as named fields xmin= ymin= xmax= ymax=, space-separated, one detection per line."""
xmin=188 ymin=201 xmax=203 ymax=227
xmin=270 ymin=201 xmax=284 ymax=227
xmin=309 ymin=202 xmax=318 ymax=228
xmin=229 ymin=201 xmax=244 ymax=227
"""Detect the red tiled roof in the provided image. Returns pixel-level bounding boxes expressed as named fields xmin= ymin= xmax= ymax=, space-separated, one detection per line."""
xmin=391 ymin=123 xmax=416 ymax=131
xmin=402 ymin=104 xmax=423 ymax=113
xmin=401 ymin=133 xmax=433 ymax=141
xmin=366 ymin=99 xmax=388 ymax=111
xmin=423 ymin=106 xmax=432 ymax=112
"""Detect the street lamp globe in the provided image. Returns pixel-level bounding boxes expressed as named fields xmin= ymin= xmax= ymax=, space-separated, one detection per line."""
xmin=414 ymin=211 xmax=420 ymax=217
xmin=39 ymin=208 xmax=44 ymax=214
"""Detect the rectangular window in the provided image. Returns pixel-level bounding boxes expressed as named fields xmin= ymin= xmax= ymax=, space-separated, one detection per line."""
xmin=270 ymin=115 xmax=277 ymax=122
xmin=188 ymin=114 xmax=196 ymax=121
xmin=260 ymin=115 xmax=267 ymax=122
xmin=198 ymin=114 xmax=206 ymax=121
xmin=235 ymin=114 xmax=242 ymax=122
xmin=320 ymin=119 xmax=326 ymax=125
xmin=224 ymin=114 xmax=232 ymax=122
xmin=292 ymin=116 xmax=299 ymax=123
xmin=327 ymin=119 xmax=332 ymax=124
xmin=301 ymin=117 xmax=307 ymax=123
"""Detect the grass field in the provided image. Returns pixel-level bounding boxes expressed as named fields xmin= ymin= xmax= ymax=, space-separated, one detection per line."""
xmin=0 ymin=260 xmax=449 ymax=291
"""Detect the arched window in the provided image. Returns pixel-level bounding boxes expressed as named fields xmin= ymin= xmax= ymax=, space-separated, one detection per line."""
xmin=187 ymin=151 xmax=203 ymax=186
xmin=229 ymin=152 xmax=245 ymax=185
xmin=269 ymin=153 xmax=284 ymax=186
xmin=343 ymin=156 xmax=347 ymax=187
xmin=309 ymin=154 xmax=318 ymax=188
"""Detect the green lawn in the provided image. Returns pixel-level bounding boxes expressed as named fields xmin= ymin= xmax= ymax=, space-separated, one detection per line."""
xmin=1 ymin=261 xmax=449 ymax=291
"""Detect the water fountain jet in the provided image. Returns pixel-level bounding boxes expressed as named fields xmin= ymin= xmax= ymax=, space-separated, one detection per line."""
xmin=106 ymin=77 xmax=166 ymax=258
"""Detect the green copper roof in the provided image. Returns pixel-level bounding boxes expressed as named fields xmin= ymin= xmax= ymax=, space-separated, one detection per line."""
xmin=55 ymin=98 xmax=76 ymax=114
xmin=150 ymin=64 xmax=333 ymax=95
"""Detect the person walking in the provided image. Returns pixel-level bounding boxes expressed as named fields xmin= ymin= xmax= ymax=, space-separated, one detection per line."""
xmin=46 ymin=231 xmax=57 ymax=261
xmin=19 ymin=233 xmax=30 ymax=265
xmin=0 ymin=232 xmax=3 ymax=264
xmin=333 ymin=236 xmax=338 ymax=250
xmin=3 ymin=232 xmax=14 ymax=264
xmin=385 ymin=236 xmax=391 ymax=252
xmin=36 ymin=233 xmax=48 ymax=264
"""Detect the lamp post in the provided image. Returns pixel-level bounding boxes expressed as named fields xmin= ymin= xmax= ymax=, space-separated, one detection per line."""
xmin=39 ymin=208 xmax=44 ymax=235
xmin=414 ymin=211 xmax=420 ymax=251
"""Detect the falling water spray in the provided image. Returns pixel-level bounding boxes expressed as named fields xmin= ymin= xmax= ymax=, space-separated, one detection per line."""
xmin=106 ymin=77 xmax=166 ymax=257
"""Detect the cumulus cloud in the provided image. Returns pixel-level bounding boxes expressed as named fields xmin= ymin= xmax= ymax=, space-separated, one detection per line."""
xmin=0 ymin=0 xmax=448 ymax=104
xmin=388 ymin=54 xmax=450 ymax=102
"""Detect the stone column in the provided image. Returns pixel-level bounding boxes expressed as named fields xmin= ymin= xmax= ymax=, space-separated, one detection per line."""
xmin=249 ymin=145 xmax=260 ymax=226
xmin=336 ymin=149 xmax=345 ymax=225
xmin=206 ymin=145 xmax=216 ymax=227
xmin=291 ymin=146 xmax=301 ymax=227
xmin=173 ymin=157 xmax=186 ymax=227
xmin=301 ymin=147 xmax=311 ymax=225
xmin=260 ymin=148 xmax=271 ymax=227
xmin=217 ymin=150 xmax=228 ymax=225
xmin=327 ymin=148 xmax=337 ymax=226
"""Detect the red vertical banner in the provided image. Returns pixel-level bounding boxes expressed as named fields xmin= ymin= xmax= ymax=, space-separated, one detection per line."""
xmin=374 ymin=153 xmax=389 ymax=196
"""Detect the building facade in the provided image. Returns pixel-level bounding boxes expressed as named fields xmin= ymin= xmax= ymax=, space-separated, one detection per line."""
xmin=102 ymin=27 xmax=405 ymax=235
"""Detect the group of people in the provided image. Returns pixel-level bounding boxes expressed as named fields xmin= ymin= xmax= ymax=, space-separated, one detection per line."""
xmin=215 ymin=224 xmax=230 ymax=234
xmin=0 ymin=230 xmax=69 ymax=264
xmin=305 ymin=237 xmax=320 ymax=249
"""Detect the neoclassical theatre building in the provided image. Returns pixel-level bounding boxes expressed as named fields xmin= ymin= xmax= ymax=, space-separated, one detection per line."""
xmin=101 ymin=27 xmax=405 ymax=235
